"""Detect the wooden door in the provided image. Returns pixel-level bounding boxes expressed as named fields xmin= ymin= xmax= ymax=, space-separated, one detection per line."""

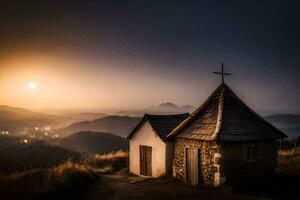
xmin=140 ymin=145 xmax=152 ymax=176
xmin=186 ymin=148 xmax=200 ymax=185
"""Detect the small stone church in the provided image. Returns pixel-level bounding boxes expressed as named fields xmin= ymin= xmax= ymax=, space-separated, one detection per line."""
xmin=127 ymin=82 xmax=287 ymax=186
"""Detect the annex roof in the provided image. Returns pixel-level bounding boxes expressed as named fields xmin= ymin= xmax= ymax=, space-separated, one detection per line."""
xmin=127 ymin=113 xmax=189 ymax=141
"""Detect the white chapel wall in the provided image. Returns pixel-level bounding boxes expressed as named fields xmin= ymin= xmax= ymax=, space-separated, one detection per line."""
xmin=129 ymin=121 xmax=167 ymax=177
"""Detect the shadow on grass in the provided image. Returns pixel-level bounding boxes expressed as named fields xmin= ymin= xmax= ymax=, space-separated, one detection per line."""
xmin=232 ymin=174 xmax=300 ymax=199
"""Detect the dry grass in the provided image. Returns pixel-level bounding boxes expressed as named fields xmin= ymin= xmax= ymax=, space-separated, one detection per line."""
xmin=83 ymin=150 xmax=128 ymax=174
xmin=279 ymin=148 xmax=300 ymax=157
xmin=0 ymin=160 xmax=99 ymax=200
xmin=278 ymin=149 xmax=300 ymax=175
xmin=0 ymin=150 xmax=128 ymax=200
xmin=94 ymin=150 xmax=128 ymax=160
xmin=0 ymin=140 xmax=80 ymax=174
xmin=278 ymin=148 xmax=300 ymax=162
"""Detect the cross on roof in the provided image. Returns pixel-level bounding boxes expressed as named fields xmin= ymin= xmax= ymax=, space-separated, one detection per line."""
xmin=213 ymin=63 xmax=232 ymax=83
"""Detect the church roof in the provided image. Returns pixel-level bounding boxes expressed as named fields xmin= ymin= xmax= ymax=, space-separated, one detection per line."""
xmin=167 ymin=83 xmax=287 ymax=141
xmin=127 ymin=113 xmax=189 ymax=141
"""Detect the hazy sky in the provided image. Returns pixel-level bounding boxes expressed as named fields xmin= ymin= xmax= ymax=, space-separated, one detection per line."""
xmin=0 ymin=0 xmax=299 ymax=113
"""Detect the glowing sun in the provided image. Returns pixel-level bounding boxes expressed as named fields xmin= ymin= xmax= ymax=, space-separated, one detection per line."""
xmin=27 ymin=81 xmax=37 ymax=90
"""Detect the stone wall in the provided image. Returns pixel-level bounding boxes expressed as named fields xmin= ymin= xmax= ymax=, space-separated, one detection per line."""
xmin=173 ymin=138 xmax=219 ymax=185
xmin=220 ymin=141 xmax=278 ymax=184
xmin=173 ymin=138 xmax=278 ymax=186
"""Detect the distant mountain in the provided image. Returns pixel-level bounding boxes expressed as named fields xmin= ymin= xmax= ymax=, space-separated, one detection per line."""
xmin=264 ymin=114 xmax=300 ymax=138
xmin=182 ymin=105 xmax=195 ymax=110
xmin=158 ymin=102 xmax=179 ymax=109
xmin=57 ymin=131 xmax=128 ymax=154
xmin=0 ymin=105 xmax=108 ymax=135
xmin=62 ymin=112 xmax=107 ymax=122
xmin=147 ymin=102 xmax=195 ymax=114
xmin=264 ymin=114 xmax=300 ymax=125
xmin=0 ymin=105 xmax=69 ymax=134
xmin=59 ymin=115 xmax=141 ymax=137
xmin=115 ymin=102 xmax=195 ymax=116
xmin=0 ymin=105 xmax=56 ymax=121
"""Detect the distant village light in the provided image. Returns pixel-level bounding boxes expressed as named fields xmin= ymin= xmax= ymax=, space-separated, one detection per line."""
xmin=44 ymin=126 xmax=51 ymax=131
xmin=1 ymin=130 xmax=9 ymax=135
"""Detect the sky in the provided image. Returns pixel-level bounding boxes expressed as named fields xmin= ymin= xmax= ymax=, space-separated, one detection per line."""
xmin=0 ymin=0 xmax=299 ymax=114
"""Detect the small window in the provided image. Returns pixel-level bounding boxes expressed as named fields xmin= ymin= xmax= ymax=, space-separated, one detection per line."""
xmin=214 ymin=153 xmax=221 ymax=165
xmin=246 ymin=146 xmax=256 ymax=161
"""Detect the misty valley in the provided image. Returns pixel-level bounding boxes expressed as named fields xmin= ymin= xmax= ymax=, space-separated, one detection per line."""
xmin=0 ymin=104 xmax=299 ymax=199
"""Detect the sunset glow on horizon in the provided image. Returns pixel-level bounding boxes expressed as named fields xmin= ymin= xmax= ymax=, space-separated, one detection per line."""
xmin=0 ymin=52 xmax=298 ymax=114
xmin=0 ymin=54 xmax=208 ymax=111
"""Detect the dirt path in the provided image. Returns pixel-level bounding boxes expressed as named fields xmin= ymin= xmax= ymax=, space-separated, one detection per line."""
xmin=84 ymin=175 xmax=268 ymax=200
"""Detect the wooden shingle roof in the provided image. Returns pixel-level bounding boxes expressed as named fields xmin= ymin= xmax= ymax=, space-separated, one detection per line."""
xmin=167 ymin=83 xmax=287 ymax=141
xmin=127 ymin=113 xmax=189 ymax=141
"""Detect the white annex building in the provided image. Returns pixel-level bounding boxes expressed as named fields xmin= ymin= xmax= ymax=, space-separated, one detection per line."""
xmin=127 ymin=114 xmax=188 ymax=177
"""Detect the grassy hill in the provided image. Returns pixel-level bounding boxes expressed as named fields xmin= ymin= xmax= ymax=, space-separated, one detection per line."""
xmin=0 ymin=135 xmax=80 ymax=174
xmin=0 ymin=161 xmax=99 ymax=200
xmin=57 ymin=131 xmax=128 ymax=154
xmin=59 ymin=116 xmax=141 ymax=137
